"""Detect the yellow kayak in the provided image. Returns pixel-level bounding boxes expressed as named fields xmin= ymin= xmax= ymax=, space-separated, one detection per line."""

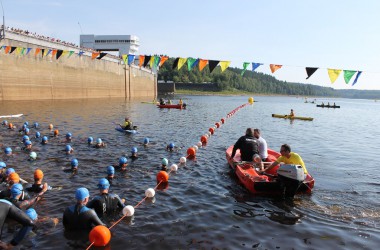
xmin=272 ymin=114 xmax=313 ymax=121
xmin=141 ymin=101 xmax=159 ymax=104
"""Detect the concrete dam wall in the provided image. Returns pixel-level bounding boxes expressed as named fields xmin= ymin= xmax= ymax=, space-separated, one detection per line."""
xmin=0 ymin=31 xmax=156 ymax=101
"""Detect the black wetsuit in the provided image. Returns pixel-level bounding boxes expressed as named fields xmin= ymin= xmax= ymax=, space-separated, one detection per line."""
xmin=0 ymin=188 xmax=11 ymax=199
xmin=231 ymin=135 xmax=260 ymax=161
xmin=0 ymin=199 xmax=35 ymax=247
xmin=63 ymin=204 xmax=104 ymax=230
xmin=87 ymin=193 xmax=125 ymax=218
xmin=26 ymin=184 xmax=44 ymax=193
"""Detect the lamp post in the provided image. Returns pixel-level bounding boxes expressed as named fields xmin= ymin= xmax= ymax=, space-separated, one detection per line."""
xmin=0 ymin=0 xmax=4 ymax=39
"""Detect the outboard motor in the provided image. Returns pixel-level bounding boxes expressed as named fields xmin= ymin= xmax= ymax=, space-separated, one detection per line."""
xmin=277 ymin=164 xmax=305 ymax=198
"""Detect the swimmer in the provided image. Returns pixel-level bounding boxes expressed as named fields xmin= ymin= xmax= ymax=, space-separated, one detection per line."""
xmin=63 ymin=187 xmax=105 ymax=230
xmin=87 ymin=178 xmax=125 ymax=218
xmin=9 ymin=183 xmax=40 ymax=210
xmin=65 ymin=133 xmax=72 ymax=142
xmin=94 ymin=138 xmax=106 ymax=148
xmin=63 ymin=158 xmax=79 ymax=175
xmin=0 ymin=162 xmax=7 ymax=183
xmin=26 ymin=169 xmax=49 ymax=195
xmin=65 ymin=145 xmax=74 ymax=154
xmin=130 ymin=147 xmax=138 ymax=161
xmin=33 ymin=122 xmax=39 ymax=129
xmin=114 ymin=157 xmax=128 ymax=171
xmin=22 ymin=135 xmax=30 ymax=144
xmin=4 ymin=147 xmax=13 ymax=156
xmin=35 ymin=131 xmax=41 ymax=138
xmin=161 ymin=158 xmax=168 ymax=171
xmin=22 ymin=140 xmax=32 ymax=151
xmin=143 ymin=137 xmax=150 ymax=147
xmin=87 ymin=137 xmax=93 ymax=145
xmin=106 ymin=166 xmax=115 ymax=183
xmin=1 ymin=120 xmax=8 ymax=126
xmin=29 ymin=152 xmax=37 ymax=161
xmin=41 ymin=136 xmax=48 ymax=145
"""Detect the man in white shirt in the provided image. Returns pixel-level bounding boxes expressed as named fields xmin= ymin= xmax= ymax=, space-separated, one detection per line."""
xmin=254 ymin=129 xmax=268 ymax=162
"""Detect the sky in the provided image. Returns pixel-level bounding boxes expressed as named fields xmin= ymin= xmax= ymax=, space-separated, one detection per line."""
xmin=2 ymin=0 xmax=380 ymax=90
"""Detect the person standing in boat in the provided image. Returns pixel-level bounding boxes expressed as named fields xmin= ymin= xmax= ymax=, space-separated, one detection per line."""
xmin=230 ymin=128 xmax=260 ymax=162
xmin=253 ymin=129 xmax=268 ymax=162
xmin=260 ymin=144 xmax=308 ymax=175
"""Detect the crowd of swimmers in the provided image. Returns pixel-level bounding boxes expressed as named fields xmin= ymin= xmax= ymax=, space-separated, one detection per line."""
xmin=0 ymin=118 xmax=181 ymax=248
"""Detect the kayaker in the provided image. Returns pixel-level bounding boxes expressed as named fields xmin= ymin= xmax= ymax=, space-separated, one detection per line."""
xmin=159 ymin=98 xmax=165 ymax=105
xmin=230 ymin=128 xmax=260 ymax=162
xmin=261 ymin=144 xmax=308 ymax=174
xmin=167 ymin=99 xmax=172 ymax=104
xmin=86 ymin=178 xmax=125 ymax=218
xmin=62 ymin=187 xmax=105 ymax=230
xmin=119 ymin=117 xmax=133 ymax=130
xmin=253 ymin=129 xmax=268 ymax=162
xmin=179 ymin=99 xmax=183 ymax=105
xmin=289 ymin=109 xmax=295 ymax=117
xmin=0 ymin=199 xmax=35 ymax=249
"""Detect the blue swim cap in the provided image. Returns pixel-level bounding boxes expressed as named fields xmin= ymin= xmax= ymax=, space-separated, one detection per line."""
xmin=5 ymin=168 xmax=15 ymax=176
xmin=143 ymin=137 xmax=150 ymax=144
xmin=75 ymin=187 xmax=89 ymax=201
xmin=131 ymin=147 xmax=138 ymax=153
xmin=33 ymin=122 xmax=39 ymax=128
xmin=25 ymin=128 xmax=30 ymax=134
xmin=4 ymin=147 xmax=12 ymax=155
xmin=11 ymin=183 xmax=23 ymax=198
xmin=97 ymin=178 xmax=110 ymax=190
xmin=24 ymin=121 xmax=29 ymax=127
xmin=22 ymin=124 xmax=27 ymax=129
xmin=0 ymin=162 xmax=6 ymax=169
xmin=71 ymin=158 xmax=78 ymax=167
xmin=2 ymin=120 xmax=7 ymax=125
xmin=42 ymin=136 xmax=48 ymax=142
xmin=66 ymin=133 xmax=72 ymax=138
xmin=119 ymin=157 xmax=128 ymax=165
xmin=22 ymin=135 xmax=29 ymax=142
xmin=24 ymin=140 xmax=32 ymax=146
xmin=87 ymin=137 xmax=93 ymax=144
xmin=169 ymin=143 xmax=175 ymax=149
xmin=26 ymin=208 xmax=38 ymax=220
xmin=107 ymin=166 xmax=115 ymax=175
xmin=35 ymin=132 xmax=41 ymax=138
xmin=65 ymin=145 xmax=72 ymax=152
xmin=96 ymin=138 xmax=102 ymax=144
xmin=162 ymin=158 xmax=168 ymax=166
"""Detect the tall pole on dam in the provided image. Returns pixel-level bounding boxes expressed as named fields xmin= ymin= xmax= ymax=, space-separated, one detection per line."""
xmin=0 ymin=0 xmax=5 ymax=40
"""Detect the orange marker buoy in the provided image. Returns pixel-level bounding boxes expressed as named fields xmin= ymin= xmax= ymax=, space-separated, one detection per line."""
xmin=89 ymin=225 xmax=111 ymax=247
xmin=215 ymin=122 xmax=220 ymax=128
xmin=156 ymin=171 xmax=169 ymax=182
xmin=187 ymin=147 xmax=196 ymax=157
xmin=208 ymin=127 xmax=214 ymax=135
xmin=221 ymin=118 xmax=225 ymax=124
xmin=200 ymin=135 xmax=208 ymax=143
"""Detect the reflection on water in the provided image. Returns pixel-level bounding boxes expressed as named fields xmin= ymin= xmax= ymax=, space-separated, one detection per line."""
xmin=1 ymin=96 xmax=380 ymax=249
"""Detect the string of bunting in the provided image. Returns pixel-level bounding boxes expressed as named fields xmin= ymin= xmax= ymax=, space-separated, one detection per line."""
xmin=85 ymin=99 xmax=253 ymax=248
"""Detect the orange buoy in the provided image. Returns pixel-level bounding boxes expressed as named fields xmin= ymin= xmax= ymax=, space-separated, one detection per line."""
xmin=200 ymin=135 xmax=208 ymax=143
xmin=89 ymin=225 xmax=111 ymax=247
xmin=221 ymin=118 xmax=225 ymax=124
xmin=208 ymin=127 xmax=214 ymax=135
xmin=187 ymin=147 xmax=196 ymax=157
xmin=215 ymin=122 xmax=220 ymax=128
xmin=156 ymin=171 xmax=169 ymax=182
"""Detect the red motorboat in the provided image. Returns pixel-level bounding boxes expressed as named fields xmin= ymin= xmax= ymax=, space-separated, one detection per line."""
xmin=226 ymin=145 xmax=314 ymax=197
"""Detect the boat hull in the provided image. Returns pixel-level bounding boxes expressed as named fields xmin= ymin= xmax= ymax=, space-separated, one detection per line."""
xmin=157 ymin=104 xmax=185 ymax=109
xmin=316 ymin=105 xmax=340 ymax=108
xmin=272 ymin=114 xmax=313 ymax=121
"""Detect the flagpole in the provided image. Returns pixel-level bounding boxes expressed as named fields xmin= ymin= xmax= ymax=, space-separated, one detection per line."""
xmin=0 ymin=0 xmax=5 ymax=40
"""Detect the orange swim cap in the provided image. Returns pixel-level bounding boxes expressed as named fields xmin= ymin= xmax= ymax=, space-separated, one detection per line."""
xmin=9 ymin=172 xmax=20 ymax=183
xmin=49 ymin=124 xmax=54 ymax=129
xmin=34 ymin=169 xmax=44 ymax=179
xmin=54 ymin=129 xmax=59 ymax=136
xmin=8 ymin=123 xmax=13 ymax=129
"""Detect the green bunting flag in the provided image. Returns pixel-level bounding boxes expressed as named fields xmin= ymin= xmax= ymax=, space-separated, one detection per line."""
xmin=343 ymin=70 xmax=357 ymax=84
xmin=187 ymin=57 xmax=197 ymax=71
xmin=68 ymin=51 xmax=75 ymax=58
xmin=241 ymin=62 xmax=250 ymax=76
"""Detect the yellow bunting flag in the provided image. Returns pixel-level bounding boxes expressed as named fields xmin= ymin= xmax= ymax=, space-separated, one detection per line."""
xmin=122 ymin=54 xmax=128 ymax=64
xmin=159 ymin=56 xmax=169 ymax=67
xmin=52 ymin=50 xmax=57 ymax=58
xmin=177 ymin=58 xmax=187 ymax=70
xmin=327 ymin=69 xmax=342 ymax=84
xmin=219 ymin=61 xmax=231 ymax=72
xmin=270 ymin=64 xmax=282 ymax=73
xmin=149 ymin=56 xmax=155 ymax=68
xmin=198 ymin=59 xmax=208 ymax=72
xmin=62 ymin=51 xmax=69 ymax=57
xmin=34 ymin=48 xmax=41 ymax=56
xmin=139 ymin=55 xmax=145 ymax=67
xmin=15 ymin=47 xmax=22 ymax=55
xmin=91 ymin=52 xmax=100 ymax=60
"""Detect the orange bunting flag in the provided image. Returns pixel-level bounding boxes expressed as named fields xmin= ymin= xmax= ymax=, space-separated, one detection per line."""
xmin=5 ymin=46 xmax=11 ymax=54
xmin=177 ymin=58 xmax=187 ymax=70
xmin=159 ymin=56 xmax=169 ymax=67
xmin=139 ymin=55 xmax=145 ymax=67
xmin=270 ymin=64 xmax=282 ymax=73
xmin=34 ymin=48 xmax=41 ymax=56
xmin=219 ymin=61 xmax=231 ymax=72
xmin=198 ymin=59 xmax=208 ymax=72
xmin=91 ymin=52 xmax=100 ymax=60
xmin=52 ymin=50 xmax=57 ymax=58
xmin=327 ymin=69 xmax=342 ymax=84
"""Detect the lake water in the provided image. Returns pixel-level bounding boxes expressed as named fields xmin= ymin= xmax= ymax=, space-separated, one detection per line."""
xmin=0 ymin=95 xmax=379 ymax=249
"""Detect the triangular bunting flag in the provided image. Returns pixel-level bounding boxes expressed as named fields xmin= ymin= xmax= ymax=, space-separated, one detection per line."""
xmin=352 ymin=71 xmax=362 ymax=86
xmin=177 ymin=58 xmax=187 ymax=70
xmin=26 ymin=48 xmax=32 ymax=55
xmin=51 ymin=49 xmax=57 ymax=58
xmin=306 ymin=67 xmax=318 ymax=79
xmin=91 ymin=52 xmax=100 ymax=60
xmin=199 ymin=59 xmax=208 ymax=72
xmin=172 ymin=57 xmax=179 ymax=69
xmin=143 ymin=56 xmax=151 ymax=67
xmin=68 ymin=51 xmax=75 ymax=58
xmin=96 ymin=52 xmax=107 ymax=59
xmin=327 ymin=69 xmax=342 ymax=83
xmin=139 ymin=55 xmax=145 ymax=67
xmin=241 ymin=62 xmax=250 ymax=76
xmin=192 ymin=59 xmax=199 ymax=69
xmin=153 ymin=56 xmax=160 ymax=70
xmin=62 ymin=51 xmax=69 ymax=57
xmin=21 ymin=48 xmax=26 ymax=55
xmin=219 ymin=61 xmax=231 ymax=72
xmin=78 ymin=51 xmax=85 ymax=56
xmin=41 ymin=49 xmax=45 ymax=57
xmin=187 ymin=57 xmax=197 ymax=71
xmin=15 ymin=47 xmax=23 ymax=55
xmin=56 ymin=50 xmax=63 ymax=59
xmin=343 ymin=70 xmax=357 ymax=84
xmin=0 ymin=45 xmax=3 ymax=51
xmin=4 ymin=46 xmax=11 ymax=54
xmin=122 ymin=54 xmax=128 ymax=64
xmin=128 ymin=54 xmax=135 ymax=65
xmin=270 ymin=64 xmax=282 ymax=73
xmin=208 ymin=60 xmax=220 ymax=73
xmin=159 ymin=56 xmax=169 ymax=67
xmin=252 ymin=62 xmax=262 ymax=71
xmin=10 ymin=47 xmax=17 ymax=54
xmin=149 ymin=56 xmax=155 ymax=68
xmin=34 ymin=48 xmax=41 ymax=56
xmin=45 ymin=49 xmax=52 ymax=57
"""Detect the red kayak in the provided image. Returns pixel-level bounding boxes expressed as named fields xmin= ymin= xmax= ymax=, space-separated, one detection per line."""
xmin=157 ymin=104 xmax=186 ymax=109
xmin=226 ymin=145 xmax=314 ymax=197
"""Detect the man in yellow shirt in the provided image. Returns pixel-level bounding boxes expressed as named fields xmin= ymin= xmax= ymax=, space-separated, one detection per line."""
xmin=261 ymin=144 xmax=308 ymax=174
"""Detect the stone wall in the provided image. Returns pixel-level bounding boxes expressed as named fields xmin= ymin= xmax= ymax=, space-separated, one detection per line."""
xmin=0 ymin=31 xmax=156 ymax=101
